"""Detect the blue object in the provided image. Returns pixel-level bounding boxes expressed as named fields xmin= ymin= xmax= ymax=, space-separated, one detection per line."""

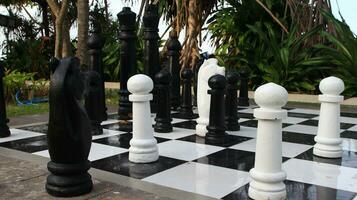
xmin=15 ymin=90 xmax=48 ymax=106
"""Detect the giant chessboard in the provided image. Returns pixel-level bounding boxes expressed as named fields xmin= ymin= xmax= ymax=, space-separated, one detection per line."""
xmin=1 ymin=106 xmax=357 ymax=200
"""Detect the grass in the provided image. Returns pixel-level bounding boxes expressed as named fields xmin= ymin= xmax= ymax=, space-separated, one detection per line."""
xmin=5 ymin=89 xmax=119 ymax=118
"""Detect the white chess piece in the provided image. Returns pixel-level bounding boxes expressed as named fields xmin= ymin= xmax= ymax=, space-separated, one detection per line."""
xmin=195 ymin=58 xmax=225 ymax=137
xmin=127 ymin=74 xmax=159 ymax=163
xmin=313 ymin=76 xmax=344 ymax=158
xmin=249 ymin=83 xmax=288 ymax=200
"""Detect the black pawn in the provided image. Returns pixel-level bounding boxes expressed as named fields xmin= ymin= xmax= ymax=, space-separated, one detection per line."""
xmin=167 ymin=32 xmax=182 ymax=110
xmin=117 ymin=7 xmax=137 ymax=131
xmin=238 ymin=70 xmax=249 ymax=106
xmin=0 ymin=62 xmax=10 ymax=138
xmin=154 ymin=70 xmax=172 ymax=133
xmin=179 ymin=68 xmax=195 ymax=119
xmin=206 ymin=74 xmax=227 ymax=144
xmin=225 ymin=72 xmax=240 ymax=131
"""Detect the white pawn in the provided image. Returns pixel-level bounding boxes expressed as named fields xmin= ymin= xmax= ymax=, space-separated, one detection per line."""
xmin=127 ymin=74 xmax=159 ymax=163
xmin=249 ymin=83 xmax=288 ymax=200
xmin=196 ymin=58 xmax=225 ymax=137
xmin=313 ymin=76 xmax=344 ymax=158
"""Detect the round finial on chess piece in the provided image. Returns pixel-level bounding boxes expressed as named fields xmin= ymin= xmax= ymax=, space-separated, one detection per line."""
xmin=255 ymin=82 xmax=288 ymax=109
xmin=155 ymin=70 xmax=171 ymax=84
xmin=319 ymin=76 xmax=344 ymax=95
xmin=208 ymin=74 xmax=227 ymax=89
xmin=181 ymin=68 xmax=193 ymax=79
xmin=128 ymin=74 xmax=153 ymax=94
xmin=226 ymin=72 xmax=239 ymax=84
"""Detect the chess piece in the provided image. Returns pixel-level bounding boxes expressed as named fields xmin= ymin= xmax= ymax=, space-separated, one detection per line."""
xmin=313 ymin=76 xmax=344 ymax=158
xmin=143 ymin=4 xmax=160 ymax=113
xmin=248 ymin=83 xmax=288 ymax=200
xmin=117 ymin=7 xmax=137 ymax=131
xmin=128 ymin=74 xmax=159 ymax=163
xmin=46 ymin=57 xmax=93 ymax=197
xmin=225 ymin=71 xmax=240 ymax=131
xmin=196 ymin=58 xmax=225 ymax=137
xmin=0 ymin=61 xmax=10 ymax=138
xmin=84 ymin=71 xmax=103 ymax=135
xmin=85 ymin=21 xmax=107 ymax=135
xmin=238 ymin=69 xmax=249 ymax=106
xmin=167 ymin=31 xmax=182 ymax=110
xmin=205 ymin=74 xmax=227 ymax=143
xmin=154 ymin=70 xmax=173 ymax=133
xmin=179 ymin=68 xmax=195 ymax=119
xmin=193 ymin=58 xmax=204 ymax=106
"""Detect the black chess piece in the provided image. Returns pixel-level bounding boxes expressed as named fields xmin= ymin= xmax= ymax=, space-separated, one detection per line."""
xmin=225 ymin=72 xmax=240 ymax=131
xmin=238 ymin=69 xmax=249 ymax=106
xmin=143 ymin=4 xmax=160 ymax=113
xmin=46 ymin=57 xmax=92 ymax=197
xmin=117 ymin=7 xmax=137 ymax=131
xmin=85 ymin=20 xmax=107 ymax=135
xmin=179 ymin=68 xmax=195 ymax=119
xmin=167 ymin=31 xmax=182 ymax=110
xmin=154 ymin=70 xmax=173 ymax=133
xmin=193 ymin=58 xmax=204 ymax=107
xmin=0 ymin=61 xmax=10 ymax=138
xmin=206 ymin=74 xmax=227 ymax=144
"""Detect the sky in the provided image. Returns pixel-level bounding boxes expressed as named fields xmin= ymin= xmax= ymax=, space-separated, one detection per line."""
xmin=0 ymin=0 xmax=356 ymax=56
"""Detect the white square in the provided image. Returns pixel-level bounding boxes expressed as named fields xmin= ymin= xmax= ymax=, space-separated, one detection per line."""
xmin=283 ymin=124 xmax=319 ymax=135
xmin=230 ymin=139 xmax=312 ymax=158
xmin=348 ymin=125 xmax=357 ymax=132
xmin=0 ymin=129 xmax=44 ymax=143
xmin=289 ymin=108 xmax=320 ymax=115
xmin=283 ymin=117 xmax=308 ymax=124
xmin=283 ymin=158 xmax=357 ymax=193
xmin=239 ymin=108 xmax=254 ymax=114
xmin=33 ymin=143 xmax=128 ymax=161
xmin=101 ymin=119 xmax=120 ymax=126
xmin=157 ymin=140 xmax=223 ymax=161
xmin=143 ymin=162 xmax=250 ymax=199
xmin=154 ymin=127 xmax=195 ymax=139
xmin=227 ymin=126 xmax=257 ymax=138
xmin=342 ymin=138 xmax=357 ymax=152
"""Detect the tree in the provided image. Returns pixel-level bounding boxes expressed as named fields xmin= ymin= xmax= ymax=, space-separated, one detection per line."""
xmin=46 ymin=0 xmax=72 ymax=58
xmin=76 ymin=0 xmax=89 ymax=66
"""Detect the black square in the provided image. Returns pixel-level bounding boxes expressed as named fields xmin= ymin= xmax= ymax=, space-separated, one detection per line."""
xmin=341 ymin=130 xmax=357 ymax=140
xmin=93 ymin=133 xmax=170 ymax=149
xmin=288 ymin=112 xmax=318 ymax=118
xmin=341 ymin=112 xmax=357 ymax=118
xmin=237 ymin=112 xmax=254 ymax=119
xmin=0 ymin=135 xmax=48 ymax=153
xmin=91 ymin=152 xmax=186 ymax=179
xmin=173 ymin=120 xmax=197 ymax=129
xmin=240 ymin=120 xmax=292 ymax=128
xmin=178 ymin=134 xmax=251 ymax=147
xmin=299 ymin=119 xmax=354 ymax=130
xmin=20 ymin=124 xmax=48 ymax=134
xmin=222 ymin=180 xmax=356 ymax=200
xmin=282 ymin=131 xmax=316 ymax=145
xmin=295 ymin=148 xmax=357 ymax=169
xmin=194 ymin=149 xmax=256 ymax=172
xmin=171 ymin=112 xmax=198 ymax=119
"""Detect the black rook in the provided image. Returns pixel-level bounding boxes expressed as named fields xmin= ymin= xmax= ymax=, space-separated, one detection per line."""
xmin=154 ymin=69 xmax=173 ymax=133
xmin=206 ymin=74 xmax=227 ymax=144
xmin=0 ymin=61 xmax=10 ymax=138
xmin=225 ymin=72 xmax=240 ymax=131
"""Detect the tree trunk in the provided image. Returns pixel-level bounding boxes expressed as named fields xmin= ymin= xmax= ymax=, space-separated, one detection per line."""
xmin=76 ymin=0 xmax=89 ymax=66
xmin=62 ymin=17 xmax=72 ymax=58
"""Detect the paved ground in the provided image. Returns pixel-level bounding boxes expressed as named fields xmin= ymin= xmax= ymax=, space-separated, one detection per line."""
xmin=0 ymin=153 xmax=174 ymax=200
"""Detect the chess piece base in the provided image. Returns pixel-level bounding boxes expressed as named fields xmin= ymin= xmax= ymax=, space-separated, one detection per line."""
xmin=313 ymin=143 xmax=342 ymax=158
xmin=154 ymin=122 xmax=173 ymax=133
xmin=129 ymin=138 xmax=159 ymax=163
xmin=248 ymin=169 xmax=286 ymax=200
xmin=46 ymin=161 xmax=93 ymax=197
xmin=0 ymin=124 xmax=10 ymax=138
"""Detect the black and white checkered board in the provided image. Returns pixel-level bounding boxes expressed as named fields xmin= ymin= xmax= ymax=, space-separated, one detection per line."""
xmin=1 ymin=106 xmax=357 ymax=200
